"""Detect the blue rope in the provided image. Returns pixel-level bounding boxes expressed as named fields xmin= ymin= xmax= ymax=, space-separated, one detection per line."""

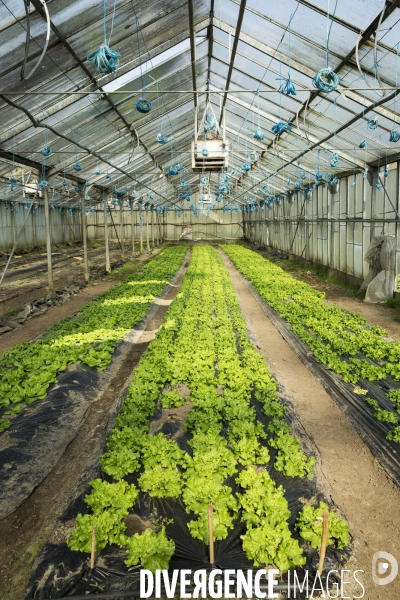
xmin=389 ymin=131 xmax=400 ymax=143
xmin=277 ymin=75 xmax=296 ymax=96
xmin=87 ymin=45 xmax=120 ymax=74
xmin=271 ymin=121 xmax=292 ymax=135
xmin=253 ymin=128 xmax=264 ymax=140
xmin=204 ymin=114 xmax=216 ymax=132
xmin=156 ymin=132 xmax=167 ymax=144
xmin=359 ymin=139 xmax=367 ymax=148
xmin=87 ymin=0 xmax=120 ymax=74
xmin=368 ymin=115 xmax=379 ymax=130
xmin=313 ymin=68 xmax=340 ymax=93
xmin=136 ymin=97 xmax=152 ymax=113
xmin=135 ymin=18 xmax=152 ymax=113
xmin=330 ymin=152 xmax=339 ymax=167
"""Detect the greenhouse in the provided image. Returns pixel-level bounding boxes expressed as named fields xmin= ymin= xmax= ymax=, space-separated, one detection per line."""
xmin=1 ymin=0 xmax=400 ymax=598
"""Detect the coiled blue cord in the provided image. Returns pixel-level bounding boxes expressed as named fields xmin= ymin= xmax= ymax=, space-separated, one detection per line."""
xmin=41 ymin=145 xmax=52 ymax=157
xmin=87 ymin=0 xmax=120 ymax=73
xmin=368 ymin=116 xmax=379 ymax=130
xmin=313 ymin=68 xmax=340 ymax=93
xmin=73 ymin=162 xmax=82 ymax=172
xmin=156 ymin=132 xmax=167 ymax=144
xmin=253 ymin=128 xmax=264 ymax=141
xmin=136 ymin=98 xmax=152 ymax=113
xmin=271 ymin=121 xmax=292 ymax=135
xmin=204 ymin=115 xmax=216 ymax=132
xmin=87 ymin=45 xmax=120 ymax=74
xmin=330 ymin=152 xmax=339 ymax=167
xmin=242 ymin=162 xmax=251 ymax=172
xmin=359 ymin=140 xmax=367 ymax=148
xmin=389 ymin=130 xmax=400 ymax=143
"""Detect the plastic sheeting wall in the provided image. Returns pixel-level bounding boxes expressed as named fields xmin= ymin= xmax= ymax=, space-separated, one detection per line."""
xmin=0 ymin=203 xmax=81 ymax=253
xmin=245 ymin=163 xmax=400 ymax=284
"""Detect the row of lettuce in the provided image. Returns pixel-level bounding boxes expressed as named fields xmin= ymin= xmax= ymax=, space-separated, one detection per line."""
xmin=68 ymin=246 xmax=348 ymax=573
xmin=221 ymin=244 xmax=400 ymax=443
xmin=0 ymin=247 xmax=187 ymax=433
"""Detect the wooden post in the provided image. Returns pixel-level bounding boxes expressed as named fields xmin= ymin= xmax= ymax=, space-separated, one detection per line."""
xmin=90 ymin=526 xmax=96 ymax=569
xmin=80 ymin=190 xmax=89 ymax=283
xmin=317 ymin=511 xmax=329 ymax=575
xmin=146 ymin=209 xmax=150 ymax=251
xmin=43 ymin=188 xmax=54 ymax=291
xmin=131 ymin=203 xmax=135 ymax=256
xmin=103 ymin=193 xmax=111 ymax=273
xmin=120 ymin=203 xmax=125 ymax=259
xmin=140 ymin=209 xmax=144 ymax=253
xmin=208 ymin=504 xmax=215 ymax=565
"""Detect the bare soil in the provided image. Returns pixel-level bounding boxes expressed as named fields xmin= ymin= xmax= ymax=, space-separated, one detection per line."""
xmin=219 ymin=249 xmax=400 ymax=600
xmin=0 ymin=250 xmax=184 ymax=600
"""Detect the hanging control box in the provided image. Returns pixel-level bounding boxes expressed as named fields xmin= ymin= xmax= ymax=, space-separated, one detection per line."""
xmin=191 ymin=140 xmax=229 ymax=171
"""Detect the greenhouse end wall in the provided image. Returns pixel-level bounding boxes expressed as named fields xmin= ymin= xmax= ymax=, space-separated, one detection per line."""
xmin=244 ymin=164 xmax=400 ymax=287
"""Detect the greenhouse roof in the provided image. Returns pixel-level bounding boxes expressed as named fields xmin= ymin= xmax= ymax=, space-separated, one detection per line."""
xmin=1 ymin=0 xmax=400 ymax=209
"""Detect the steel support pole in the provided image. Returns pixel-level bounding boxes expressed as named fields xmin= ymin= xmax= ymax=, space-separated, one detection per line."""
xmin=151 ymin=208 xmax=155 ymax=247
xmin=120 ymin=203 xmax=125 ymax=259
xmin=104 ymin=194 xmax=111 ymax=273
xmin=43 ymin=188 xmax=54 ymax=292
xmin=131 ymin=205 xmax=135 ymax=256
xmin=146 ymin=210 xmax=150 ymax=251
xmin=81 ymin=191 xmax=89 ymax=283
xmin=140 ymin=210 xmax=143 ymax=253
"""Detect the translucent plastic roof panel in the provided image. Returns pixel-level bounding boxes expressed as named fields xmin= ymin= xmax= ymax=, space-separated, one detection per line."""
xmin=1 ymin=0 xmax=400 ymax=209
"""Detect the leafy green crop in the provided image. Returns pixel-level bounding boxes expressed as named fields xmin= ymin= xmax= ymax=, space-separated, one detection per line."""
xmin=0 ymin=248 xmax=187 ymax=430
xmin=296 ymin=501 xmax=350 ymax=550
xmin=387 ymin=426 xmax=400 ymax=442
xmin=0 ymin=418 xmax=11 ymax=433
xmin=160 ymin=389 xmax=185 ymax=409
xmin=125 ymin=526 xmax=175 ymax=572
xmin=221 ymin=245 xmax=400 ymax=439
xmin=296 ymin=502 xmax=349 ymax=550
xmin=237 ymin=468 xmax=305 ymax=571
xmin=68 ymin=246 xmax=318 ymax=572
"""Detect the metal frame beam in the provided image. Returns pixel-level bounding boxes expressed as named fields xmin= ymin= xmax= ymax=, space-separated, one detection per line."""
xmin=219 ymin=0 xmax=247 ymax=124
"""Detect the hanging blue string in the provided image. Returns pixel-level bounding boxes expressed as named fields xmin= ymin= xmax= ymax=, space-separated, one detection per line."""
xmin=359 ymin=139 xmax=367 ymax=148
xmin=313 ymin=0 xmax=340 ymax=93
xmin=390 ymin=44 xmax=400 ymax=143
xmin=135 ymin=17 xmax=152 ymax=114
xmin=87 ymin=0 xmax=120 ymax=74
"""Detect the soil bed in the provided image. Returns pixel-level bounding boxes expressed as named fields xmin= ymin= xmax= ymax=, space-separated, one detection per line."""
xmin=219 ymin=248 xmax=400 ymax=600
xmin=0 ymin=252 xmax=187 ymax=600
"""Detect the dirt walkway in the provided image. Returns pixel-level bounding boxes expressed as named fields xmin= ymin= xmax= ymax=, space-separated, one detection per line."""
xmin=219 ymin=249 xmax=400 ymax=600
xmin=0 ymin=253 xmax=189 ymax=600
